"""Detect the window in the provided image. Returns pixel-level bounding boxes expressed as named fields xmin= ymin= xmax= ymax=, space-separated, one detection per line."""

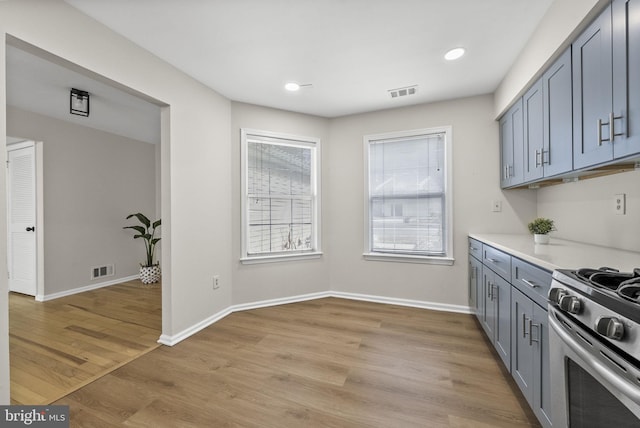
xmin=364 ymin=127 xmax=453 ymax=264
xmin=241 ymin=129 xmax=321 ymax=263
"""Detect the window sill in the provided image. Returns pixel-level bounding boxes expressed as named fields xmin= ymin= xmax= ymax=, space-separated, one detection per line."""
xmin=240 ymin=252 xmax=323 ymax=265
xmin=362 ymin=252 xmax=454 ymax=265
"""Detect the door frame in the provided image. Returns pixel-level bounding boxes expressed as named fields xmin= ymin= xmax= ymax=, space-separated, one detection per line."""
xmin=6 ymin=139 xmax=44 ymax=299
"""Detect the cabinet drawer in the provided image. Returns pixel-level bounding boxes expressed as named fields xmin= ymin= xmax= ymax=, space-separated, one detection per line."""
xmin=483 ymin=246 xmax=511 ymax=281
xmin=512 ymin=258 xmax=552 ymax=308
xmin=468 ymin=238 xmax=483 ymax=260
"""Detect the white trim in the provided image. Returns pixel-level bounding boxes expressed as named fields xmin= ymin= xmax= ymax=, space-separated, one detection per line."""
xmin=240 ymin=251 xmax=323 ymax=265
xmin=156 ymin=290 xmax=472 ymax=346
xmin=330 ymin=291 xmax=472 ymax=314
xmin=158 ymin=306 xmax=234 ymax=346
xmin=362 ymin=252 xmax=455 ymax=265
xmin=231 ymin=291 xmax=330 ymax=312
xmin=35 ymin=274 xmax=139 ymax=302
xmin=363 ymin=126 xmax=454 ymax=261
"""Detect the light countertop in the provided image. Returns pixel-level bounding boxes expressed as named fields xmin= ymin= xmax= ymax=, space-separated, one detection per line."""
xmin=469 ymin=233 xmax=640 ymax=273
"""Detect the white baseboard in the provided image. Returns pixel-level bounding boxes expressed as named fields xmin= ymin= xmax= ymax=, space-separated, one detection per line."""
xmin=329 ymin=291 xmax=473 ymax=314
xmin=157 ymin=290 xmax=472 ymax=346
xmin=35 ymin=274 xmax=140 ymax=302
xmin=158 ymin=307 xmax=234 ymax=346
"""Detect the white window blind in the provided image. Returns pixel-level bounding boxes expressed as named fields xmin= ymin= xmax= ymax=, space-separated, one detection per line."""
xmin=365 ymin=128 xmax=452 ymax=262
xmin=241 ymin=129 xmax=320 ymax=262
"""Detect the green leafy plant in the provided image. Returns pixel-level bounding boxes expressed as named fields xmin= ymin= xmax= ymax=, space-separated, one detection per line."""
xmin=123 ymin=213 xmax=161 ymax=267
xmin=528 ymin=217 xmax=556 ymax=235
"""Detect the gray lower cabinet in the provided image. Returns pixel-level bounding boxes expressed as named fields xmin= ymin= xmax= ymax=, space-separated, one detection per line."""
xmin=469 ymin=238 xmax=552 ymax=428
xmin=469 ymin=251 xmax=482 ymax=315
xmin=512 ymin=288 xmax=552 ymax=428
xmin=481 ymin=264 xmax=511 ymax=370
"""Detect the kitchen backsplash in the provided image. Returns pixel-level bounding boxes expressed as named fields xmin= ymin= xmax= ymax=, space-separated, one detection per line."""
xmin=537 ymin=169 xmax=640 ymax=254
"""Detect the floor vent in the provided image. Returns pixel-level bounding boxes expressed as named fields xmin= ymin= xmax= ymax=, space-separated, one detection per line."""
xmin=91 ymin=264 xmax=114 ymax=280
xmin=388 ymin=85 xmax=417 ymax=98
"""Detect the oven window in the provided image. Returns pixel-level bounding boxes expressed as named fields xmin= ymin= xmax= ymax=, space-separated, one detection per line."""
xmin=568 ymin=359 xmax=639 ymax=427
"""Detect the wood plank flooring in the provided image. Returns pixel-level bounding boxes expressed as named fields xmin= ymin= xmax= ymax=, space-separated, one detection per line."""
xmin=53 ymin=297 xmax=540 ymax=427
xmin=9 ymin=279 xmax=162 ymax=405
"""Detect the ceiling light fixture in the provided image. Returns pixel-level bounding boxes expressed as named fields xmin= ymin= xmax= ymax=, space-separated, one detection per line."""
xmin=70 ymin=88 xmax=90 ymax=117
xmin=444 ymin=47 xmax=465 ymax=61
xmin=285 ymin=82 xmax=313 ymax=92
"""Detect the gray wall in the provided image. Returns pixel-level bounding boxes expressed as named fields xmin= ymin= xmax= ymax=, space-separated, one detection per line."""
xmin=327 ymin=95 xmax=536 ymax=306
xmin=230 ymin=102 xmax=331 ymax=305
xmin=7 ymin=107 xmax=156 ymax=295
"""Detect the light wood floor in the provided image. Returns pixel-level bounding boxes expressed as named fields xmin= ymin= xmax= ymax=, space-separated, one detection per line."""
xmin=53 ymin=297 xmax=540 ymax=427
xmin=9 ymin=279 xmax=162 ymax=405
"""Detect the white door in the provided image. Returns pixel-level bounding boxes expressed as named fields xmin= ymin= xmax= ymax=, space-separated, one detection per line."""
xmin=7 ymin=143 xmax=36 ymax=296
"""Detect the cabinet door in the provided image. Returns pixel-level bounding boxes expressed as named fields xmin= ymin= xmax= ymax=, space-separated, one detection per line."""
xmin=469 ymin=255 xmax=482 ymax=316
xmin=481 ymin=267 xmax=496 ymax=340
xmin=613 ymin=0 xmax=640 ymax=159
xmin=573 ymin=4 xmax=613 ymax=169
xmin=543 ymin=47 xmax=573 ymax=177
xmin=511 ymin=288 xmax=534 ymax=403
xmin=500 ymin=99 xmax=524 ymax=188
xmin=523 ymin=79 xmax=545 ymax=182
xmin=532 ymin=303 xmax=552 ymax=428
xmin=493 ymin=274 xmax=512 ymax=371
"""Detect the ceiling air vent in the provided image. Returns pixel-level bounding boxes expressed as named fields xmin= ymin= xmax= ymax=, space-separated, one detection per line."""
xmin=388 ymin=85 xmax=418 ymax=98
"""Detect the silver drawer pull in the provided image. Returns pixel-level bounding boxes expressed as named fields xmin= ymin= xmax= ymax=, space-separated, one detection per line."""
xmin=486 ymin=257 xmax=499 ymax=263
xmin=522 ymin=278 xmax=539 ymax=288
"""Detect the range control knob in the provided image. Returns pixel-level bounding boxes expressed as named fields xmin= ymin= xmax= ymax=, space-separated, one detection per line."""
xmin=559 ymin=295 xmax=582 ymax=314
xmin=549 ymin=288 xmax=568 ymax=304
xmin=595 ymin=317 xmax=625 ymax=340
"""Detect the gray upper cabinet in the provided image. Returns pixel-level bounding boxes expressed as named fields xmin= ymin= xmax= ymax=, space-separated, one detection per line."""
xmin=523 ymin=79 xmax=544 ymax=182
xmin=524 ymin=48 xmax=573 ymax=182
xmin=542 ymin=48 xmax=573 ymax=177
xmin=500 ymin=99 xmax=524 ymax=188
xmin=612 ymin=0 xmax=640 ymax=158
xmin=572 ymin=3 xmax=613 ymax=169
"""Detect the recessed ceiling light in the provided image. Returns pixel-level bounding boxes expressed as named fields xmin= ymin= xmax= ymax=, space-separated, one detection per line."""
xmin=444 ymin=47 xmax=465 ymax=61
xmin=285 ymin=82 xmax=301 ymax=91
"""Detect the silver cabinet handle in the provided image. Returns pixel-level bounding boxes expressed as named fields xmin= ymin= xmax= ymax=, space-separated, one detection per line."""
xmin=612 ymin=112 xmax=624 ymax=140
xmin=535 ymin=150 xmax=541 ymax=168
xmin=529 ymin=319 xmax=540 ymax=346
xmin=598 ymin=117 xmax=610 ymax=146
xmin=522 ymin=278 xmax=539 ymax=288
xmin=486 ymin=257 xmax=499 ymax=263
xmin=523 ymin=313 xmax=528 ymax=338
xmin=541 ymin=149 xmax=549 ymax=165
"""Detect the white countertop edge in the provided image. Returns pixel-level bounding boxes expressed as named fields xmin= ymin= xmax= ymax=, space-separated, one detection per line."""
xmin=468 ymin=233 xmax=640 ymax=273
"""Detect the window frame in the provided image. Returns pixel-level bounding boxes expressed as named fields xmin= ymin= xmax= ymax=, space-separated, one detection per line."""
xmin=363 ymin=126 xmax=454 ymax=265
xmin=240 ymin=128 xmax=322 ymax=264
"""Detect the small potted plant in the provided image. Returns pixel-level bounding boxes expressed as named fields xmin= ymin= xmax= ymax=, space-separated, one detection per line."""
xmin=528 ymin=217 xmax=555 ymax=245
xmin=124 ymin=213 xmax=161 ymax=284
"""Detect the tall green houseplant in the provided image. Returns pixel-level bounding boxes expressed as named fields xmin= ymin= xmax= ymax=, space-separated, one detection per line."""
xmin=124 ymin=213 xmax=161 ymax=267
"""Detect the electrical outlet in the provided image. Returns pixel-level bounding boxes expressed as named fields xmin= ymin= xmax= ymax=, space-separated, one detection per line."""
xmin=492 ymin=200 xmax=502 ymax=212
xmin=615 ymin=193 xmax=626 ymax=215
xmin=213 ymin=275 xmax=220 ymax=290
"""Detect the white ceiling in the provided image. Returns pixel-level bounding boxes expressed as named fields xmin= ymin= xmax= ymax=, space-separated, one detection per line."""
xmin=63 ymin=0 xmax=554 ymax=118
xmin=6 ymin=1 xmax=554 ymax=144
xmin=6 ymin=45 xmax=161 ymax=144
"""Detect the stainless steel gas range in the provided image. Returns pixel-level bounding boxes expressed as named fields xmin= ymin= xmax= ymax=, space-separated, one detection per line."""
xmin=548 ymin=267 xmax=640 ymax=427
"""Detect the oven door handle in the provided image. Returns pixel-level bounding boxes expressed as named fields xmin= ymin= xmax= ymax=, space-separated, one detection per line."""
xmin=549 ymin=310 xmax=640 ymax=406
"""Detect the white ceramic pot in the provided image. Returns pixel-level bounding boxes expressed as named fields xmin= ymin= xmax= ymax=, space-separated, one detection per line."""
xmin=140 ymin=264 xmax=161 ymax=284
xmin=534 ymin=233 xmax=550 ymax=245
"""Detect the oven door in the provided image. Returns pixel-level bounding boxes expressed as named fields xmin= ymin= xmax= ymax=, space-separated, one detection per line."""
xmin=549 ymin=307 xmax=640 ymax=427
